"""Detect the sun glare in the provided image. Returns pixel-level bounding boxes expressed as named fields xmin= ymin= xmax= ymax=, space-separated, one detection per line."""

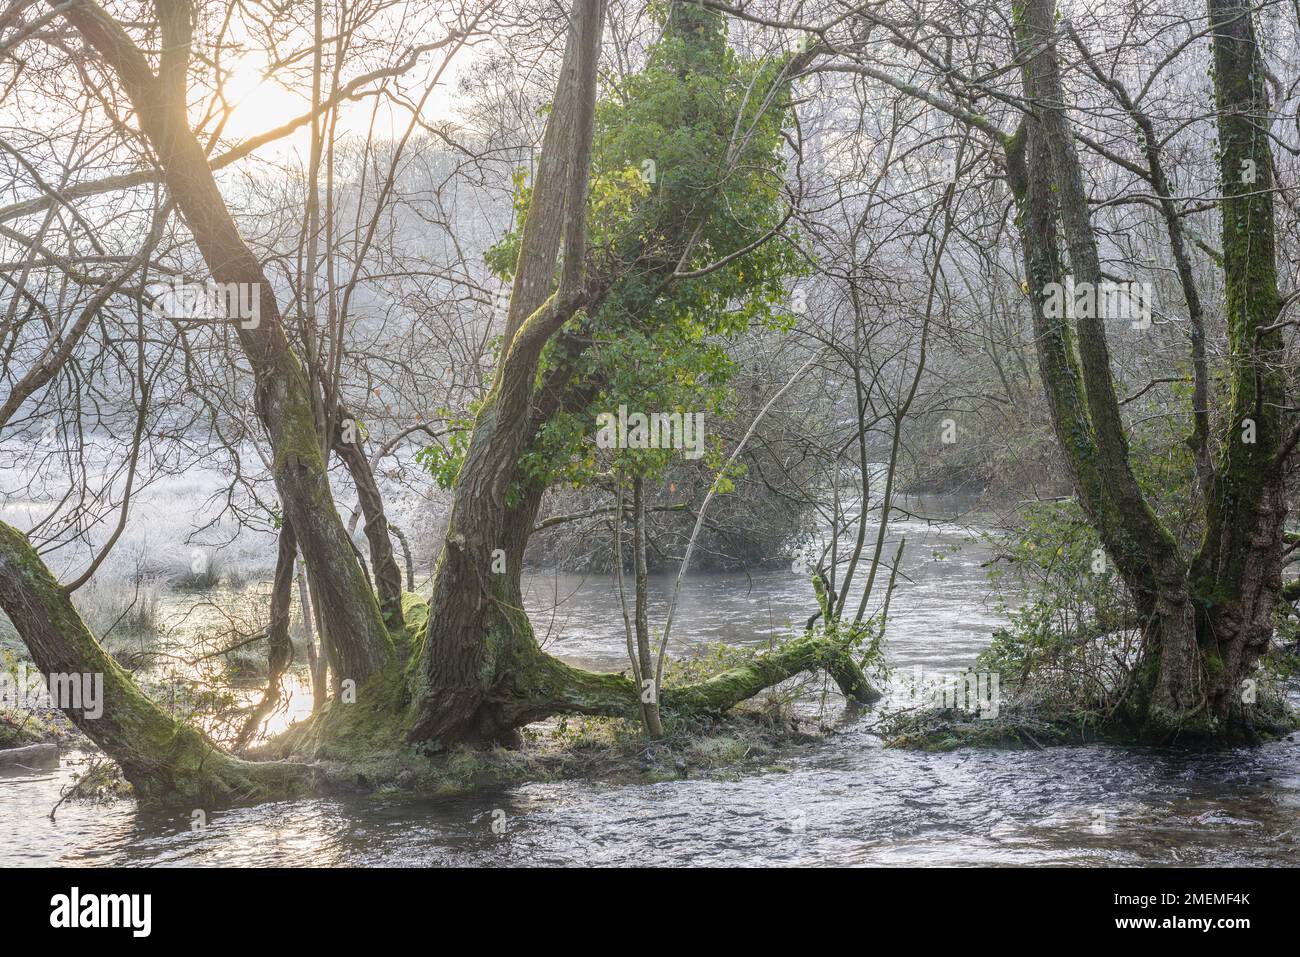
xmin=218 ymin=56 xmax=311 ymax=145
xmin=222 ymin=55 xmax=266 ymax=104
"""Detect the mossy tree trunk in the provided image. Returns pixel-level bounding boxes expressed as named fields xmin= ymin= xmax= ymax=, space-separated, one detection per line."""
xmin=1007 ymin=0 xmax=1288 ymax=739
xmin=405 ymin=0 xmax=607 ymax=745
xmin=1183 ymin=0 xmax=1288 ymax=730
xmin=0 ymin=523 xmax=311 ymax=800
xmin=59 ymin=0 xmax=393 ymax=687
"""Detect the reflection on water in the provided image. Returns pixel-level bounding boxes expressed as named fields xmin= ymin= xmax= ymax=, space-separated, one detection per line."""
xmin=8 ymin=735 xmax=1297 ymax=867
xmin=247 ymin=675 xmax=315 ymax=742
xmin=3 ymin=514 xmax=1298 ymax=866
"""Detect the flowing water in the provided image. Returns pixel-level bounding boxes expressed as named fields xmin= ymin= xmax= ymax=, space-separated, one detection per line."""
xmin=2 ymin=512 xmax=1297 ymax=866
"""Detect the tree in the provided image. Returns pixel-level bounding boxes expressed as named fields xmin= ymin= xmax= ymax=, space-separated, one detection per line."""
xmin=0 ymin=0 xmax=876 ymax=799
xmin=49 ymin=0 xmax=396 ymax=688
xmin=718 ymin=0 xmax=1296 ymax=739
xmin=403 ymin=0 xmax=874 ymax=746
xmin=1005 ymin=0 xmax=1289 ymax=738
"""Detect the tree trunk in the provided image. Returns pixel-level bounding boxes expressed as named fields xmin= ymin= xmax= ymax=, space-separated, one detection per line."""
xmin=334 ymin=408 xmax=404 ymax=630
xmin=1067 ymin=30 xmax=1214 ymax=500
xmin=60 ymin=0 xmax=393 ymax=686
xmin=298 ymin=562 xmax=328 ymax=713
xmin=233 ymin=521 xmax=297 ymax=751
xmin=1182 ymin=0 xmax=1288 ymax=731
xmin=1008 ymin=0 xmax=1287 ymax=739
xmin=388 ymin=523 xmax=415 ymax=591
xmin=406 ymin=0 xmax=606 ymax=745
xmin=632 ymin=477 xmax=664 ymax=737
xmin=0 ymin=522 xmax=311 ymax=800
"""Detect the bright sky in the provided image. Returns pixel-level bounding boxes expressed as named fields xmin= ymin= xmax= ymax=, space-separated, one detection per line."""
xmin=210 ymin=42 xmax=468 ymax=163
xmin=0 ymin=19 xmax=473 ymax=201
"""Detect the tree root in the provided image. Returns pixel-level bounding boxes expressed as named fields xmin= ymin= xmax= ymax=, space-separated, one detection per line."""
xmin=0 ymin=526 xmax=879 ymax=804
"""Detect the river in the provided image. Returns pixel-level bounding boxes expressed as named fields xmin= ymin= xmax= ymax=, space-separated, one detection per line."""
xmin=2 ymin=513 xmax=1297 ymax=866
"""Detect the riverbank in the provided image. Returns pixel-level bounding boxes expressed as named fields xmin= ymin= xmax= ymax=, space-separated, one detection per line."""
xmin=0 ymin=705 xmax=73 ymax=749
xmin=10 ymin=515 xmax=1299 ymax=866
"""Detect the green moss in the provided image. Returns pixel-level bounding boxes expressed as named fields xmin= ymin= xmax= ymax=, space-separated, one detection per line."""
xmin=299 ymin=710 xmax=827 ymax=798
xmin=270 ymin=662 xmax=415 ymax=764
xmin=687 ymin=734 xmax=753 ymax=765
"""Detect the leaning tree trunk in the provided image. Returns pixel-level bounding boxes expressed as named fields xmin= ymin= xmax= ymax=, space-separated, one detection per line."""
xmin=403 ymin=319 xmax=881 ymax=747
xmin=60 ymin=0 xmax=393 ymax=686
xmin=0 ymin=522 xmax=311 ymax=800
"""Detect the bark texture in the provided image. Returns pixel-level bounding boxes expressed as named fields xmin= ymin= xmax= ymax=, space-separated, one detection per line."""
xmin=0 ymin=522 xmax=311 ymax=800
xmin=1007 ymin=0 xmax=1288 ymax=738
xmin=58 ymin=0 xmax=393 ymax=686
xmin=406 ymin=0 xmax=606 ymax=745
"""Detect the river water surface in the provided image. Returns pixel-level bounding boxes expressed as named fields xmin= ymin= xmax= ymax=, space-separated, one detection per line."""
xmin=2 ymin=513 xmax=1297 ymax=866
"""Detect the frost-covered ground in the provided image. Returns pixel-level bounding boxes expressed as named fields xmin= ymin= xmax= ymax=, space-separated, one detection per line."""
xmin=0 ymin=435 xmax=441 ymax=661
xmin=0 ymin=436 xmax=439 ymax=583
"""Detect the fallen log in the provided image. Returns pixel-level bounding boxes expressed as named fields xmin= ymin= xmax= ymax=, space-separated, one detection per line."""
xmin=0 ymin=743 xmax=58 ymax=768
